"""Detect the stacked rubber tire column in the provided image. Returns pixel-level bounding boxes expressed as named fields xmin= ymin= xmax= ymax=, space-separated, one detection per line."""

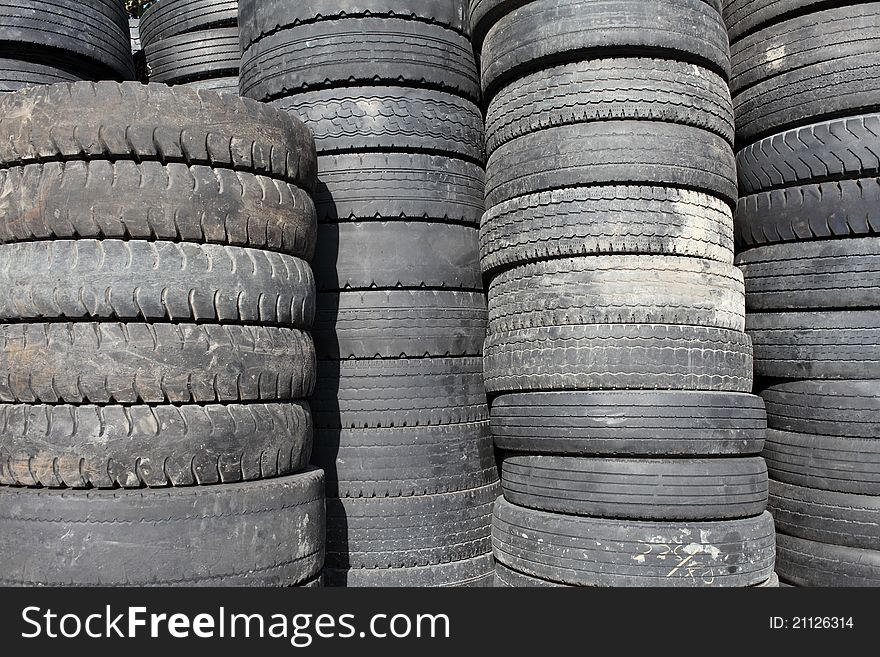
xmin=141 ymin=0 xmax=240 ymax=93
xmin=0 ymin=0 xmax=134 ymax=91
xmin=726 ymin=0 xmax=880 ymax=586
xmin=240 ymin=1 xmax=499 ymax=587
xmin=0 ymin=82 xmax=325 ymax=587
xmin=474 ymin=0 xmax=777 ymax=587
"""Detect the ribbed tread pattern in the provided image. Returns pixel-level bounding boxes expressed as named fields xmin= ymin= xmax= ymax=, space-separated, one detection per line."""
xmin=776 ymin=533 xmax=880 ymax=587
xmin=315 ymin=152 xmax=484 ymax=223
xmin=502 ymin=455 xmax=769 ymax=520
xmin=314 ymin=290 xmax=486 ymax=358
xmin=313 ymin=357 xmax=488 ymax=428
xmin=491 ymin=390 xmax=767 ymax=456
xmin=763 ymin=427 xmax=880 ymax=496
xmin=326 ymin=482 xmax=499 ymax=568
xmin=325 ymin=554 xmax=495 ymax=588
xmin=141 ymin=0 xmax=238 ymax=45
xmin=493 ymin=499 xmax=776 ymax=587
xmin=762 ymin=379 xmax=880 ymax=438
xmin=240 ymin=18 xmax=480 ymax=102
xmin=145 ymin=28 xmax=240 ymax=84
xmin=485 ymin=121 xmax=738 ymax=210
xmin=313 ymin=421 xmax=497 ymax=498
xmin=748 ymin=311 xmax=880 ymax=379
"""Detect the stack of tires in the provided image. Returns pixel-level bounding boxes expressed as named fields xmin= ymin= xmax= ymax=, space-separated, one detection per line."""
xmin=474 ymin=0 xmax=777 ymax=587
xmin=240 ymin=0 xmax=498 ymax=588
xmin=0 ymin=82 xmax=325 ymax=587
xmin=0 ymin=0 xmax=134 ymax=91
xmin=141 ymin=0 xmax=240 ymax=93
xmin=726 ymin=0 xmax=880 ymax=586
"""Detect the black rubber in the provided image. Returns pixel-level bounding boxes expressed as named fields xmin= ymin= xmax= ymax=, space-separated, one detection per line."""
xmin=738 ymin=238 xmax=880 ymax=310
xmin=0 ymin=161 xmax=316 ymax=258
xmin=313 ymin=421 xmax=497 ymax=498
xmin=240 ymin=18 xmax=480 ymax=102
xmin=730 ymin=4 xmax=880 ymax=145
xmin=763 ymin=427 xmax=880 ymax=495
xmin=140 ymin=0 xmax=238 ymax=45
xmin=491 ymin=390 xmax=767 ymax=456
xmin=484 ymin=324 xmax=754 ymax=394
xmin=748 ymin=311 xmax=880 ymax=379
xmin=0 ymin=469 xmax=325 ymax=586
xmin=736 ymin=113 xmax=880 ymax=197
xmin=493 ymin=498 xmax=776 ymax=587
xmin=325 ymin=554 xmax=495 ymax=588
xmin=724 ymin=0 xmax=832 ymax=43
xmin=326 ymin=481 xmax=499 ymax=568
xmin=0 ymin=323 xmax=315 ymax=404
xmin=501 ymin=455 xmax=769 ymax=520
xmin=494 ymin=562 xmax=781 ymax=587
xmin=314 ymin=290 xmax=486 ymax=358
xmin=315 ymin=153 xmax=484 ymax=224
xmin=487 ymin=256 xmax=745 ymax=333
xmin=145 ymin=28 xmax=240 ymax=84
xmin=479 ymin=0 xmax=730 ymax=99
xmin=736 ymin=177 xmax=880 ymax=247
xmin=0 ymin=402 xmax=312 ymax=489
xmin=0 ymin=0 xmax=134 ymax=80
xmin=0 ymin=82 xmax=316 ymax=191
xmin=185 ymin=76 xmax=240 ymax=93
xmin=239 ymin=0 xmax=470 ymax=50
xmin=313 ymin=357 xmax=488 ymax=429
xmin=485 ymin=57 xmax=734 ymax=154
xmin=769 ymin=479 xmax=879 ymax=550
xmin=480 ymin=185 xmax=735 ymax=277
xmin=0 ymin=240 xmax=315 ymax=326
xmin=314 ymin=222 xmax=482 ymax=291
xmin=762 ymin=379 xmax=880 ymax=438
xmin=485 ymin=121 xmax=738 ymax=210
xmin=776 ymin=532 xmax=880 ymax=586
xmin=0 ymin=58 xmax=82 ymax=91
xmin=273 ymin=87 xmax=483 ymax=160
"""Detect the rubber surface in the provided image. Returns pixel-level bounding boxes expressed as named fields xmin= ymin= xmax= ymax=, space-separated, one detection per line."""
xmin=762 ymin=379 xmax=880 ymax=438
xmin=0 ymin=161 xmax=316 ymax=258
xmin=491 ymin=390 xmax=767 ymax=455
xmin=776 ymin=533 xmax=880 ymax=586
xmin=493 ymin=498 xmax=776 ymax=587
xmin=0 ymin=469 xmax=325 ymax=586
xmin=145 ymin=28 xmax=240 ymax=84
xmin=0 ymin=402 xmax=312 ymax=489
xmin=325 ymin=554 xmax=495 ymax=588
xmin=141 ymin=0 xmax=238 ymax=45
xmin=501 ymin=455 xmax=768 ymax=520
xmin=0 ymin=323 xmax=315 ymax=404
xmin=0 ymin=82 xmax=316 ymax=191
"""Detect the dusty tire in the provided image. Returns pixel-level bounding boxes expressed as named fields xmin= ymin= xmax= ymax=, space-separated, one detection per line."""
xmin=326 ymin=481 xmax=499 ymax=568
xmin=484 ymin=324 xmax=754 ymax=394
xmin=145 ymin=28 xmax=240 ymax=84
xmin=775 ymin=533 xmax=880 ymax=587
xmin=0 ymin=58 xmax=82 ymax=91
xmin=501 ymin=455 xmax=768 ymax=520
xmin=0 ymin=402 xmax=313 ymax=489
xmin=0 ymin=240 xmax=315 ymax=326
xmin=140 ymin=0 xmax=238 ymax=45
xmin=491 ymin=390 xmax=767 ymax=456
xmin=325 ymin=554 xmax=494 ymax=588
xmin=738 ymin=238 xmax=880 ymax=310
xmin=763 ymin=428 xmax=880 ymax=496
xmin=0 ymin=323 xmax=315 ymax=404
xmin=492 ymin=498 xmax=776 ymax=587
xmin=748 ymin=311 xmax=880 ymax=379
xmin=314 ymin=421 xmax=497 ymax=498
xmin=480 ymin=186 xmax=735 ymax=276
xmin=0 ymin=469 xmax=326 ymax=586
xmin=0 ymin=82 xmax=316 ymax=190
xmin=0 ymin=161 xmax=316 ymax=258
